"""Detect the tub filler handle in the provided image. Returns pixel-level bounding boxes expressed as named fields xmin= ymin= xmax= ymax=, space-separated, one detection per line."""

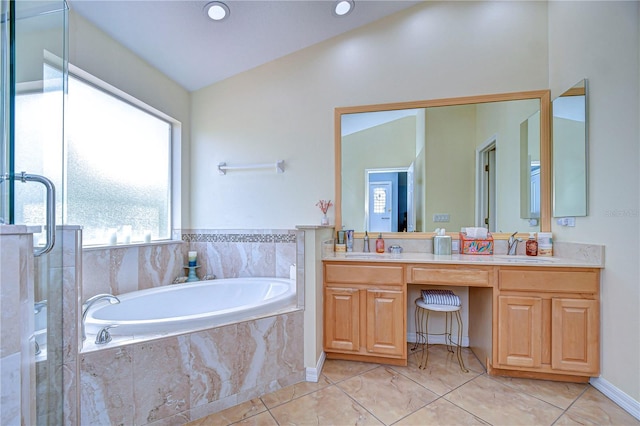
xmin=95 ymin=325 xmax=118 ymax=345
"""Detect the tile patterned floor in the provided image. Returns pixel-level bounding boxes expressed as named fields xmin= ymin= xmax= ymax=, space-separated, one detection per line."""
xmin=187 ymin=345 xmax=639 ymax=425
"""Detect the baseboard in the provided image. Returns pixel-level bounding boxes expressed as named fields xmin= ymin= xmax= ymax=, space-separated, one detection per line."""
xmin=305 ymin=351 xmax=326 ymax=382
xmin=590 ymin=376 xmax=640 ymax=421
xmin=407 ymin=332 xmax=469 ymax=348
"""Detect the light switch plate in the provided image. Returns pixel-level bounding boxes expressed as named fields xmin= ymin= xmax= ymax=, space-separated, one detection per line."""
xmin=433 ymin=214 xmax=450 ymax=222
xmin=556 ymin=217 xmax=576 ymax=227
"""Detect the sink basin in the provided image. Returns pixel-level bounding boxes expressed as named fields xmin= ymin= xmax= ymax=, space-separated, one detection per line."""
xmin=492 ymin=256 xmax=553 ymax=264
xmin=344 ymin=253 xmax=392 ymax=259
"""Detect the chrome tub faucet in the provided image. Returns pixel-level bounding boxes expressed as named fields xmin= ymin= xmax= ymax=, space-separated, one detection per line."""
xmin=82 ymin=294 xmax=120 ymax=341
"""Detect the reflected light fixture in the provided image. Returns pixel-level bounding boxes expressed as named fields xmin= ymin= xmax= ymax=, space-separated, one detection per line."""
xmin=334 ymin=0 xmax=354 ymax=17
xmin=204 ymin=1 xmax=230 ymax=21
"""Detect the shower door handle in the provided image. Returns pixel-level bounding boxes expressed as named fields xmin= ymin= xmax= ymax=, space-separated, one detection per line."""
xmin=17 ymin=172 xmax=56 ymax=256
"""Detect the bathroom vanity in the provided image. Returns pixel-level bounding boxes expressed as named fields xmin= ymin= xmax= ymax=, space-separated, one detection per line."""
xmin=323 ymin=254 xmax=602 ymax=382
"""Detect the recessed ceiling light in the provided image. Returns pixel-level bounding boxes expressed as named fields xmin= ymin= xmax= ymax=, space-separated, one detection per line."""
xmin=204 ymin=1 xmax=229 ymax=21
xmin=334 ymin=0 xmax=354 ymax=17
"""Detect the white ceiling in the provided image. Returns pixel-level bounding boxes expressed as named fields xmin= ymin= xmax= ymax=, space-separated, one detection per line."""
xmin=67 ymin=0 xmax=422 ymax=92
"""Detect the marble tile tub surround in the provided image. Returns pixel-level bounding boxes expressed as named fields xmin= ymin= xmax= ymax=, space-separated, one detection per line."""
xmin=81 ymin=228 xmax=301 ymax=299
xmin=183 ymin=229 xmax=304 ymax=308
xmin=72 ymin=229 xmax=305 ymax=425
xmin=80 ymin=310 xmax=304 ymax=425
xmin=0 ymin=226 xmax=35 ymax=426
xmin=182 ymin=229 xmax=300 ymax=281
xmin=82 ymin=241 xmax=185 ymax=299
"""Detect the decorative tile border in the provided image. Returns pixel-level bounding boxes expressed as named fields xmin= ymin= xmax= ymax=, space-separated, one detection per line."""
xmin=182 ymin=232 xmax=297 ymax=244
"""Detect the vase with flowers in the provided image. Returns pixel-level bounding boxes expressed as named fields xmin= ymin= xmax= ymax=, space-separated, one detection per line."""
xmin=316 ymin=199 xmax=333 ymax=226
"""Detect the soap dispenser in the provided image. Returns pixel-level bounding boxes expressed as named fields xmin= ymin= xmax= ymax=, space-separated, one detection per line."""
xmin=375 ymin=233 xmax=385 ymax=253
xmin=526 ymin=232 xmax=538 ymax=256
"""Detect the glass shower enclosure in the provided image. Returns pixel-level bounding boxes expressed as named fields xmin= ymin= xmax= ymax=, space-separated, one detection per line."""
xmin=1 ymin=0 xmax=68 ymax=424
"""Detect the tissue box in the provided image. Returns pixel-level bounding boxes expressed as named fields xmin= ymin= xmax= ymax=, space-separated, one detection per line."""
xmin=459 ymin=232 xmax=494 ymax=255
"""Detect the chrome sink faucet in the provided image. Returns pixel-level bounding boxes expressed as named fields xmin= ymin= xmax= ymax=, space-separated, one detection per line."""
xmin=507 ymin=232 xmax=523 ymax=255
xmin=82 ymin=294 xmax=120 ymax=340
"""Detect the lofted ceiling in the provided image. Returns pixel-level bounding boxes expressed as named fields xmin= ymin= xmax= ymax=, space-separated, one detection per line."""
xmin=67 ymin=0 xmax=423 ymax=92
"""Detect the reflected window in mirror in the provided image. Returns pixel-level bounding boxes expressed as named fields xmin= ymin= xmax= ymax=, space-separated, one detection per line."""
xmin=336 ymin=91 xmax=551 ymax=236
xmin=552 ymin=79 xmax=588 ymax=217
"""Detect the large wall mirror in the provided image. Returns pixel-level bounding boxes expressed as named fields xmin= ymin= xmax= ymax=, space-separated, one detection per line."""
xmin=335 ymin=91 xmax=551 ymax=236
xmin=552 ymin=79 xmax=587 ymax=217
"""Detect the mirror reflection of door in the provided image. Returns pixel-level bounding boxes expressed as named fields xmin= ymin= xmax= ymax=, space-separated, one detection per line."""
xmin=530 ymin=162 xmax=540 ymax=218
xmin=477 ymin=141 xmax=496 ymax=231
xmin=368 ymin=180 xmax=393 ymax=232
xmin=406 ymin=162 xmax=415 ymax=232
xmin=365 ymin=168 xmax=411 ymax=232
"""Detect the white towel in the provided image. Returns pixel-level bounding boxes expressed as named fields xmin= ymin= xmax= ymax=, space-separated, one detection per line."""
xmin=421 ymin=289 xmax=461 ymax=306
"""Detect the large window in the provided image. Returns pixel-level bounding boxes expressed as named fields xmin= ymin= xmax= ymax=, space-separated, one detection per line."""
xmin=66 ymin=74 xmax=172 ymax=245
xmin=15 ymin=64 xmax=173 ymax=246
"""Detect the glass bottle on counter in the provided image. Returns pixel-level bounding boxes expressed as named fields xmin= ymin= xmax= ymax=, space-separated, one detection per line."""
xmin=526 ymin=232 xmax=538 ymax=256
xmin=375 ymin=233 xmax=385 ymax=253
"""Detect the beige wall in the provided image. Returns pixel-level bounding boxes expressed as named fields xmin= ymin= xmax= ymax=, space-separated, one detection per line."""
xmin=68 ymin=10 xmax=191 ymax=229
xmin=548 ymin=1 xmax=640 ymax=403
xmin=424 ymin=105 xmax=476 ymax=232
xmin=190 ymin=1 xmax=548 ymax=229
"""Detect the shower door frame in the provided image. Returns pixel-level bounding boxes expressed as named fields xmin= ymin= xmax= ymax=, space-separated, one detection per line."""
xmin=1 ymin=0 xmax=69 ymax=424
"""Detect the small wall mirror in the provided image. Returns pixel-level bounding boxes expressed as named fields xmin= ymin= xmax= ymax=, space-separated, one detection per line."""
xmin=336 ymin=91 xmax=551 ymax=235
xmin=552 ymin=79 xmax=588 ymax=217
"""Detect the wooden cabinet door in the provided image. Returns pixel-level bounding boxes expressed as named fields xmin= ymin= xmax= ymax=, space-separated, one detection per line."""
xmin=498 ymin=295 xmax=542 ymax=368
xmin=551 ymin=298 xmax=599 ymax=374
xmin=324 ymin=287 xmax=360 ymax=352
xmin=365 ymin=289 xmax=405 ymax=357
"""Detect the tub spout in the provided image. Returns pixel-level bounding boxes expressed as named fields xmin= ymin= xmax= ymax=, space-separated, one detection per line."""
xmin=82 ymin=294 xmax=120 ymax=341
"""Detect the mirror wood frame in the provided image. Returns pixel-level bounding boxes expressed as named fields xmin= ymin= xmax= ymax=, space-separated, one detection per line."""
xmin=334 ymin=90 xmax=551 ymax=239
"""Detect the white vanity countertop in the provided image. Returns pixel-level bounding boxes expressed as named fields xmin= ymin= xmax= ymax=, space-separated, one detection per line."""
xmin=323 ymin=252 xmax=604 ymax=268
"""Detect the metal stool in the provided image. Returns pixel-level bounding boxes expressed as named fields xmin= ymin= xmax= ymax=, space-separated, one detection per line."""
xmin=413 ymin=290 xmax=468 ymax=372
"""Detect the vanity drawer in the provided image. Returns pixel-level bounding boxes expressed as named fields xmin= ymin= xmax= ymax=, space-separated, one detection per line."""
xmin=500 ymin=269 xmax=599 ymax=293
xmin=325 ymin=263 xmax=403 ymax=285
xmin=409 ymin=266 xmax=491 ymax=287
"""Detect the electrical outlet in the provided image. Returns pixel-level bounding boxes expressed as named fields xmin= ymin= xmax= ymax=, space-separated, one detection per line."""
xmin=433 ymin=214 xmax=450 ymax=222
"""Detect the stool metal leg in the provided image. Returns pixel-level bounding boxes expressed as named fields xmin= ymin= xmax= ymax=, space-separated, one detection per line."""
xmin=419 ymin=309 xmax=431 ymax=369
xmin=444 ymin=312 xmax=454 ymax=354
xmin=454 ymin=310 xmax=469 ymax=373
xmin=412 ymin=303 xmax=423 ymax=352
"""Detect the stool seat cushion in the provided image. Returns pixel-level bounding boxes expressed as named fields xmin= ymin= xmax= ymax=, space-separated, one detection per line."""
xmin=415 ymin=299 xmax=462 ymax=312
xmin=421 ymin=289 xmax=461 ymax=306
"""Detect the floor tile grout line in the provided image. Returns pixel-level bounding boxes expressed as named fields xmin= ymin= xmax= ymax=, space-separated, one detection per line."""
xmin=481 ymin=370 xmax=591 ymax=413
xmin=257 ymin=376 xmax=333 ymax=411
xmin=334 ymin=380 xmax=393 ymax=426
xmin=438 ymin=373 xmax=500 ymax=425
xmin=260 ymin=368 xmax=387 ymax=426
xmin=549 ymin=385 xmax=593 ymax=426
xmin=392 ymin=349 xmax=566 ymax=426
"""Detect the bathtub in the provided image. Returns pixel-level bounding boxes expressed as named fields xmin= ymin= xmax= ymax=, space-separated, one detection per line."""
xmin=84 ymin=277 xmax=296 ymax=338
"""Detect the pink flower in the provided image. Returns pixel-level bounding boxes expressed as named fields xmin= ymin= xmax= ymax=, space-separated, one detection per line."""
xmin=316 ymin=199 xmax=333 ymax=214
